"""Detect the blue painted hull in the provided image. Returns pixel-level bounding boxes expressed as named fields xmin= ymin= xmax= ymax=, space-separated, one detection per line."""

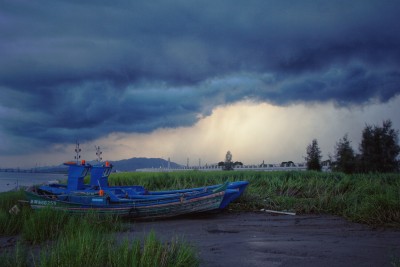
xmin=29 ymin=162 xmax=249 ymax=217
xmin=38 ymin=181 xmax=248 ymax=210
xmin=26 ymin=183 xmax=228 ymax=218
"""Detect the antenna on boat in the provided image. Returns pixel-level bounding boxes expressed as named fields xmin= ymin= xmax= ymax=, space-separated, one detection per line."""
xmin=74 ymin=140 xmax=81 ymax=163
xmin=95 ymin=146 xmax=102 ymax=162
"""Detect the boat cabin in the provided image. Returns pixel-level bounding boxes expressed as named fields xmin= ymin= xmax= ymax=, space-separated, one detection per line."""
xmin=65 ymin=160 xmax=91 ymax=191
xmin=89 ymin=161 xmax=113 ymax=189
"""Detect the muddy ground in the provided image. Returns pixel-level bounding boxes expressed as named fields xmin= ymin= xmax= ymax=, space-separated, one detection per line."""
xmin=1 ymin=211 xmax=399 ymax=266
xmin=124 ymin=211 xmax=400 ymax=267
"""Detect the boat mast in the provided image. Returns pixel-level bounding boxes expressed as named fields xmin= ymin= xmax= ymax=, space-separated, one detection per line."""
xmin=74 ymin=140 xmax=81 ymax=163
xmin=95 ymin=145 xmax=103 ymax=162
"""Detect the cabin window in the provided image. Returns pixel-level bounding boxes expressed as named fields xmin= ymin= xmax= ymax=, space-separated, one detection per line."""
xmin=81 ymin=168 xmax=89 ymax=177
xmin=103 ymin=168 xmax=111 ymax=177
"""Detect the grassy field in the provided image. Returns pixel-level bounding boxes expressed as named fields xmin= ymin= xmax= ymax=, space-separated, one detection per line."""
xmin=1 ymin=170 xmax=399 ymax=266
xmin=108 ymin=170 xmax=400 ymax=226
xmin=0 ymin=192 xmax=199 ymax=266
xmin=0 ymin=207 xmax=198 ymax=267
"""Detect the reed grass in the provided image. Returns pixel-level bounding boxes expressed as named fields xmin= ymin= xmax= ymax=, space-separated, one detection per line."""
xmin=135 ymin=231 xmax=198 ymax=267
xmin=0 ymin=241 xmax=28 ymax=267
xmin=0 ymin=190 xmax=198 ymax=266
xmin=110 ymin=170 xmax=400 ymax=226
xmin=1 ymin=171 xmax=399 ymax=229
xmin=38 ymin=229 xmax=198 ymax=267
xmin=0 ymin=190 xmax=29 ymax=235
xmin=22 ymin=208 xmax=69 ymax=244
xmin=0 ymin=170 xmax=399 ymax=266
xmin=22 ymin=209 xmax=124 ymax=244
xmin=1 ymin=229 xmax=198 ymax=267
xmin=391 ymin=252 xmax=400 ymax=267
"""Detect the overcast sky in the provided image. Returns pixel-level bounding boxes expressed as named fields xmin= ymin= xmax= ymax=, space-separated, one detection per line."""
xmin=1 ymin=1 xmax=400 ymax=168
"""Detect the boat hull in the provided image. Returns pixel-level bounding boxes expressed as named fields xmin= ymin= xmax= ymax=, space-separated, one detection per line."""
xmin=25 ymin=185 xmax=226 ymax=218
xmin=26 ymin=162 xmax=248 ymax=218
xmin=37 ymin=181 xmax=249 ymax=211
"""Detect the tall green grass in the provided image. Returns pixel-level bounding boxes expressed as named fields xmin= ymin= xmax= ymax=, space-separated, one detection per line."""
xmin=1 ymin=227 xmax=198 ymax=267
xmin=21 ymin=208 xmax=123 ymax=244
xmin=22 ymin=208 xmax=69 ymax=244
xmin=0 ymin=191 xmax=199 ymax=266
xmin=0 ymin=190 xmax=30 ymax=235
xmin=1 ymin=171 xmax=399 ymax=228
xmin=0 ymin=170 xmax=399 ymax=266
xmin=110 ymin=170 xmax=400 ymax=226
xmin=0 ymin=241 xmax=28 ymax=267
xmin=39 ymin=229 xmax=198 ymax=267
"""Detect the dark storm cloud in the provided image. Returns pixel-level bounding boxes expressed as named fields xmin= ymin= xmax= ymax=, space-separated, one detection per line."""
xmin=1 ymin=0 xmax=400 ymax=153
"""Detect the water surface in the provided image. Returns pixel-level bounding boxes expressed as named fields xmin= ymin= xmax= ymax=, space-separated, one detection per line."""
xmin=0 ymin=172 xmax=67 ymax=193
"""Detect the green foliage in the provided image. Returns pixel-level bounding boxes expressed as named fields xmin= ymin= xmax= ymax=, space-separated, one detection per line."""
xmin=259 ymin=171 xmax=400 ymax=226
xmin=23 ymin=209 xmax=124 ymax=244
xmin=0 ymin=190 xmax=30 ymax=235
xmin=305 ymin=139 xmax=322 ymax=171
xmin=2 ymin=171 xmax=399 ymax=229
xmin=109 ymin=170 xmax=400 ymax=226
xmin=22 ymin=208 xmax=69 ymax=244
xmin=391 ymin=251 xmax=400 ymax=267
xmin=0 ymin=209 xmax=27 ymax=236
xmin=38 ymin=229 xmax=198 ymax=267
xmin=1 ymin=170 xmax=399 ymax=266
xmin=333 ymin=134 xmax=356 ymax=174
xmin=0 ymin=190 xmax=198 ymax=266
xmin=39 ymin=220 xmax=112 ymax=267
xmin=360 ymin=120 xmax=400 ymax=173
xmin=0 ymin=190 xmax=26 ymax=211
xmin=0 ymin=241 xmax=28 ymax=267
xmin=109 ymin=171 xmax=230 ymax=189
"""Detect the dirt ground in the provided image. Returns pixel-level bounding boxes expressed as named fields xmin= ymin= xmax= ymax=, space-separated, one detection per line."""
xmin=124 ymin=211 xmax=400 ymax=267
xmin=1 ymin=211 xmax=399 ymax=266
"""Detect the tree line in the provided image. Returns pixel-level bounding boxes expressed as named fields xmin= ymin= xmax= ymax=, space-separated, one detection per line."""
xmin=306 ymin=120 xmax=400 ymax=173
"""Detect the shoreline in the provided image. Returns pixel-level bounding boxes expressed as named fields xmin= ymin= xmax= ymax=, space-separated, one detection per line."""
xmin=0 ymin=172 xmax=66 ymax=193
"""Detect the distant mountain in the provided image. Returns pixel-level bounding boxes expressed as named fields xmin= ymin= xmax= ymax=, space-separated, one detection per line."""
xmin=110 ymin=157 xmax=182 ymax=172
xmin=35 ymin=157 xmax=182 ymax=173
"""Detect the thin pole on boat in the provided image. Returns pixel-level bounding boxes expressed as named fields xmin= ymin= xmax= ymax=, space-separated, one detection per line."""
xmin=95 ymin=146 xmax=102 ymax=162
xmin=98 ymin=180 xmax=105 ymax=196
xmin=74 ymin=140 xmax=81 ymax=163
xmin=97 ymin=180 xmax=102 ymax=190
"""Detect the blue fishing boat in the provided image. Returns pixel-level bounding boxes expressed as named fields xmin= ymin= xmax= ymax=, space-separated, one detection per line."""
xmin=26 ymin=160 xmax=248 ymax=218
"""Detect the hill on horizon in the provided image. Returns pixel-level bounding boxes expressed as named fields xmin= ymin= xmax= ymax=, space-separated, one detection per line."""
xmin=35 ymin=157 xmax=182 ymax=172
xmin=110 ymin=157 xmax=182 ymax=172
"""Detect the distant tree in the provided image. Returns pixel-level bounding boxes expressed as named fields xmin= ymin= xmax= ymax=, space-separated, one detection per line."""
xmin=305 ymin=139 xmax=322 ymax=171
xmin=233 ymin=161 xmax=243 ymax=166
xmin=333 ymin=134 xmax=356 ymax=174
xmin=359 ymin=120 xmax=400 ymax=173
xmin=280 ymin=161 xmax=294 ymax=167
xmin=218 ymin=161 xmax=225 ymax=167
xmin=223 ymin=151 xmax=234 ymax=170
